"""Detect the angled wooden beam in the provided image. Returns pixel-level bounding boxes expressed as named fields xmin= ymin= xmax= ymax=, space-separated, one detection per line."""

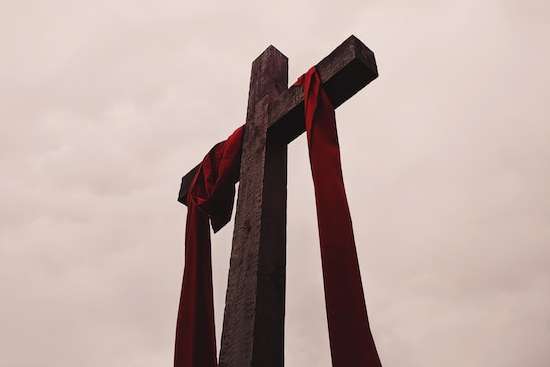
xmin=177 ymin=35 xmax=378 ymax=204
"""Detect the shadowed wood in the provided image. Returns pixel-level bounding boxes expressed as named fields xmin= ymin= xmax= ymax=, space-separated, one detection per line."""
xmin=177 ymin=35 xmax=378 ymax=204
xmin=218 ymin=46 xmax=288 ymax=367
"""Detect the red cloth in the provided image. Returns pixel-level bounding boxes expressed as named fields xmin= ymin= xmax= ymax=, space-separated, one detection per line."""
xmin=175 ymin=126 xmax=244 ymax=367
xmin=296 ymin=67 xmax=381 ymax=367
xmin=176 ymin=67 xmax=381 ymax=367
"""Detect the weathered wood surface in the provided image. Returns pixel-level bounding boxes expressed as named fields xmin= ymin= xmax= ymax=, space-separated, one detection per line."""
xmin=177 ymin=35 xmax=378 ymax=204
xmin=218 ymin=46 xmax=288 ymax=367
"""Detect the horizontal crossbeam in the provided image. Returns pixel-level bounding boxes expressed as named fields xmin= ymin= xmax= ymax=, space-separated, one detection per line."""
xmin=178 ymin=35 xmax=378 ymax=204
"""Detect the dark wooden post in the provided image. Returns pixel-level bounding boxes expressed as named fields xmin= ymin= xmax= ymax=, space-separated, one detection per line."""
xmin=218 ymin=46 xmax=288 ymax=367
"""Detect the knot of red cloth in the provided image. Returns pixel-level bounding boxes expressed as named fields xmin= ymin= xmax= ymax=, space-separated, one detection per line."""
xmin=183 ymin=126 xmax=244 ymax=232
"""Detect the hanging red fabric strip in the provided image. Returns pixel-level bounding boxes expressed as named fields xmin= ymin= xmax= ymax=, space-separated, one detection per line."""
xmin=296 ymin=67 xmax=382 ymax=367
xmin=175 ymin=126 xmax=244 ymax=367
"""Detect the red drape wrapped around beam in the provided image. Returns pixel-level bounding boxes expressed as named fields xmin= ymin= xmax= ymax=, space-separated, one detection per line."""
xmin=175 ymin=126 xmax=244 ymax=367
xmin=175 ymin=67 xmax=381 ymax=367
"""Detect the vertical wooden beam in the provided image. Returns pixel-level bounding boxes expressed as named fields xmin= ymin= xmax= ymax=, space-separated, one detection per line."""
xmin=218 ymin=46 xmax=288 ymax=367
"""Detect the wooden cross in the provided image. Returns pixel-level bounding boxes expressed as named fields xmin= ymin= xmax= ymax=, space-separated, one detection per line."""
xmin=178 ymin=35 xmax=378 ymax=367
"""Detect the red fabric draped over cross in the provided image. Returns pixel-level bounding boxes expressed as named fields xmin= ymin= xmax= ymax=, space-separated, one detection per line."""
xmin=296 ymin=67 xmax=381 ymax=366
xmin=175 ymin=126 xmax=244 ymax=367
xmin=175 ymin=67 xmax=381 ymax=367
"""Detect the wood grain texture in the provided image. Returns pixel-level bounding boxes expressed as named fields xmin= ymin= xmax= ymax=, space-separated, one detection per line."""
xmin=178 ymin=35 xmax=378 ymax=203
xmin=218 ymin=45 xmax=288 ymax=367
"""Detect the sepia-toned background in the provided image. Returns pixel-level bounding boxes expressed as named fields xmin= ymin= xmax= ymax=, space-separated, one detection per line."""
xmin=2 ymin=1 xmax=549 ymax=366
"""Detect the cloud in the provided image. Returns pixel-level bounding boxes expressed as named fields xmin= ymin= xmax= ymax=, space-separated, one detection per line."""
xmin=1 ymin=1 xmax=549 ymax=366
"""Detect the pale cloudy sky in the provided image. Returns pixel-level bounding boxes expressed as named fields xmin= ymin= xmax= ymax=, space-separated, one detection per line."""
xmin=1 ymin=1 xmax=550 ymax=366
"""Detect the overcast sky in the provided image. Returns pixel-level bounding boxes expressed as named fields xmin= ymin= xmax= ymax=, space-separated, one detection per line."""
xmin=2 ymin=1 xmax=550 ymax=366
